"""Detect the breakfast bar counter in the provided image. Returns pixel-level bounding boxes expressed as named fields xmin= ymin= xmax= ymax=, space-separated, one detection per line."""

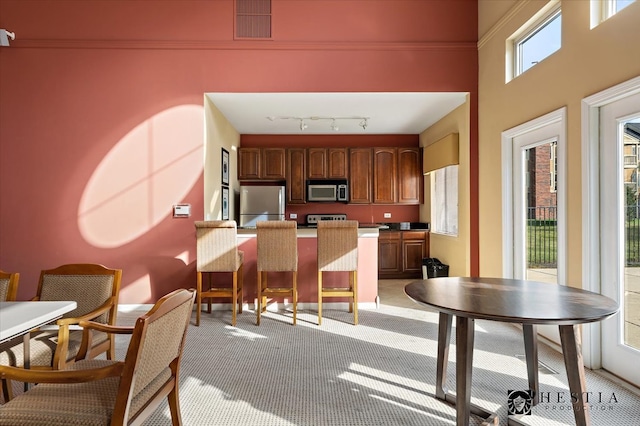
xmin=235 ymin=226 xmax=379 ymax=308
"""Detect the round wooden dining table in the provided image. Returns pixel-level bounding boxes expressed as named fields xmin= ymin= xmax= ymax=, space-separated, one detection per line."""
xmin=405 ymin=277 xmax=619 ymax=426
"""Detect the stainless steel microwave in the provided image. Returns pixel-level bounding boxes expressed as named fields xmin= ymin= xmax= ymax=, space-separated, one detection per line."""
xmin=306 ymin=180 xmax=349 ymax=202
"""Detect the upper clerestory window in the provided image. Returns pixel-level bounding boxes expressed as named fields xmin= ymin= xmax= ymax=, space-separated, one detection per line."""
xmin=591 ymin=0 xmax=636 ymax=28
xmin=513 ymin=4 xmax=561 ymax=77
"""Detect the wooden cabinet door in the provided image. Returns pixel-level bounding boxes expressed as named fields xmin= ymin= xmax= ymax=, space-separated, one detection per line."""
xmin=307 ymin=148 xmax=327 ymax=179
xmin=238 ymin=148 xmax=260 ymax=180
xmin=287 ymin=148 xmax=306 ymax=204
xmin=349 ymin=148 xmax=372 ymax=204
xmin=402 ymin=231 xmax=428 ymax=275
xmin=373 ymin=147 xmax=397 ymax=204
xmin=327 ymin=148 xmax=348 ymax=178
xmin=398 ymin=147 xmax=423 ymax=204
xmin=262 ymin=148 xmax=286 ymax=180
xmin=378 ymin=232 xmax=402 ymax=274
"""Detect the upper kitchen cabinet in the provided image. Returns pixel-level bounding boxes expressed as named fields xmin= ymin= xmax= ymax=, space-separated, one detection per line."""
xmin=397 ymin=147 xmax=423 ymax=204
xmin=287 ymin=148 xmax=306 ymax=204
xmin=349 ymin=148 xmax=372 ymax=204
xmin=307 ymin=148 xmax=348 ymax=179
xmin=238 ymin=147 xmax=261 ymax=180
xmin=372 ymin=147 xmax=422 ymax=205
xmin=373 ymin=147 xmax=397 ymax=204
xmin=327 ymin=148 xmax=348 ymax=178
xmin=238 ymin=147 xmax=286 ymax=181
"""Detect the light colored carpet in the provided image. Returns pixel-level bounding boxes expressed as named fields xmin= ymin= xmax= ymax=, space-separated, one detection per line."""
xmin=119 ymin=279 xmax=640 ymax=426
xmin=8 ymin=280 xmax=640 ymax=425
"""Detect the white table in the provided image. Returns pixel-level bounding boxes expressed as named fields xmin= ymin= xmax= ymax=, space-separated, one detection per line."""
xmin=0 ymin=301 xmax=77 ymax=392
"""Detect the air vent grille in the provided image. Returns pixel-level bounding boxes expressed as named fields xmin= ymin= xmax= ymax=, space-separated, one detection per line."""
xmin=236 ymin=0 xmax=271 ymax=39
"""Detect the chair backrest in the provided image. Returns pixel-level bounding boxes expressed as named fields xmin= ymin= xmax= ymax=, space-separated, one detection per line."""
xmin=113 ymin=288 xmax=195 ymax=423
xmin=37 ymin=264 xmax=122 ymax=324
xmin=195 ymin=220 xmax=241 ymax=272
xmin=317 ymin=220 xmax=359 ymax=271
xmin=0 ymin=270 xmax=19 ymax=301
xmin=256 ymin=220 xmax=298 ymax=272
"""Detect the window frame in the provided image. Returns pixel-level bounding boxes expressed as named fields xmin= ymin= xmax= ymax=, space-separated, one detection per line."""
xmin=513 ymin=3 xmax=562 ymax=77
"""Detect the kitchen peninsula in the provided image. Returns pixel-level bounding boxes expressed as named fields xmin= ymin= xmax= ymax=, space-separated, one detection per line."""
xmin=236 ymin=225 xmax=380 ymax=308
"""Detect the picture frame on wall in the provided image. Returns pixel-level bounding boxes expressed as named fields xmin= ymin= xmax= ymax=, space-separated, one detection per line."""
xmin=221 ymin=148 xmax=230 ymax=186
xmin=222 ymin=186 xmax=229 ymax=220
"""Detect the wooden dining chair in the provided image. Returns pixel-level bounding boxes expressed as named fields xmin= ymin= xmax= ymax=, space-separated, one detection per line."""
xmin=317 ymin=220 xmax=359 ymax=325
xmin=0 ymin=264 xmax=122 ymax=372
xmin=0 ymin=288 xmax=195 ymax=425
xmin=195 ymin=220 xmax=244 ymax=326
xmin=0 ymin=270 xmax=19 ymax=301
xmin=256 ymin=220 xmax=298 ymax=325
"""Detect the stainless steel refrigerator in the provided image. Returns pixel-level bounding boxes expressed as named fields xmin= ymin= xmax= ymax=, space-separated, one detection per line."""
xmin=239 ymin=184 xmax=286 ymax=227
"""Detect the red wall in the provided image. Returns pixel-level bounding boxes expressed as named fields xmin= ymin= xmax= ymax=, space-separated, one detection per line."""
xmin=0 ymin=0 xmax=478 ymax=303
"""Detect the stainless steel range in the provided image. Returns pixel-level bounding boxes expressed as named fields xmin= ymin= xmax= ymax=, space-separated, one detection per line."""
xmin=305 ymin=213 xmax=347 ymax=227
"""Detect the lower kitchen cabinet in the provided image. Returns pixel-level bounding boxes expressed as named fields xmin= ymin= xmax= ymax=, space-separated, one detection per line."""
xmin=378 ymin=231 xmax=429 ymax=278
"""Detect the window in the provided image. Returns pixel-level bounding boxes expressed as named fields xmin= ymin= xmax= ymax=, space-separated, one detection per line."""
xmin=514 ymin=4 xmax=561 ymax=76
xmin=431 ymin=165 xmax=458 ymax=236
xmin=591 ymin=0 xmax=635 ymax=27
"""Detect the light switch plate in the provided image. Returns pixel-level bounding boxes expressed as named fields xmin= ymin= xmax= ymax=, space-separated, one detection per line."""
xmin=384 ymin=213 xmax=392 ymax=218
xmin=173 ymin=204 xmax=191 ymax=218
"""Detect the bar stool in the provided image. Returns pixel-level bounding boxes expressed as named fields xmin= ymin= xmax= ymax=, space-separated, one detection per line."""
xmin=195 ymin=220 xmax=244 ymax=326
xmin=256 ymin=220 xmax=298 ymax=325
xmin=317 ymin=220 xmax=359 ymax=325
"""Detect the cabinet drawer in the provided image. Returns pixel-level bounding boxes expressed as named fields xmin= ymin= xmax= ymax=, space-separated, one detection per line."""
xmin=379 ymin=231 xmax=401 ymax=240
xmin=402 ymin=231 xmax=427 ymax=240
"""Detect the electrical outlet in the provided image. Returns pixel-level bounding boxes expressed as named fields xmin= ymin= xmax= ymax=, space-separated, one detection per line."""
xmin=384 ymin=213 xmax=391 ymax=218
xmin=290 ymin=213 xmax=298 ymax=219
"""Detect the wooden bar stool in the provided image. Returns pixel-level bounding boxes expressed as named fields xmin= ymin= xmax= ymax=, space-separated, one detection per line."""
xmin=256 ymin=220 xmax=298 ymax=325
xmin=195 ymin=220 xmax=244 ymax=326
xmin=317 ymin=220 xmax=359 ymax=325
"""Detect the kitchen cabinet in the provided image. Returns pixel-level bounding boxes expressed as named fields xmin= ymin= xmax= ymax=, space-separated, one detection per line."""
xmin=327 ymin=148 xmax=348 ymax=178
xmin=262 ymin=148 xmax=286 ymax=180
xmin=372 ymin=147 xmax=422 ymax=205
xmin=373 ymin=147 xmax=397 ymax=204
xmin=307 ymin=148 xmax=348 ymax=179
xmin=378 ymin=232 xmax=401 ymax=275
xmin=378 ymin=230 xmax=429 ymax=278
xmin=349 ymin=148 xmax=372 ymax=204
xmin=238 ymin=148 xmax=261 ymax=180
xmin=287 ymin=148 xmax=306 ymax=204
xmin=397 ymin=148 xmax=423 ymax=204
xmin=238 ymin=148 xmax=286 ymax=180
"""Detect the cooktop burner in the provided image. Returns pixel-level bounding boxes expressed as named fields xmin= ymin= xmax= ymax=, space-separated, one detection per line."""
xmin=305 ymin=213 xmax=347 ymax=226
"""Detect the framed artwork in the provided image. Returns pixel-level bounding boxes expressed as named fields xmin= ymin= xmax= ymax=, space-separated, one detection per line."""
xmin=222 ymin=186 xmax=229 ymax=220
xmin=221 ymin=148 xmax=230 ymax=186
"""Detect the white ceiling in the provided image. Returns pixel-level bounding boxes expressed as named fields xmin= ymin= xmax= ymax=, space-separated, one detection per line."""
xmin=207 ymin=92 xmax=468 ymax=135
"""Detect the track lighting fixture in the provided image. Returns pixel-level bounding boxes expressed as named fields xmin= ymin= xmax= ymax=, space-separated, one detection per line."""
xmin=267 ymin=116 xmax=370 ymax=132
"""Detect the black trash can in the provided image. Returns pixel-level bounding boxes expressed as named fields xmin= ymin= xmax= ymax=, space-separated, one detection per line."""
xmin=422 ymin=258 xmax=450 ymax=279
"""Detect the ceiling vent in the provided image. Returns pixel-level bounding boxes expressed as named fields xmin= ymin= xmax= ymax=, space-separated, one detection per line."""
xmin=236 ymin=0 xmax=271 ymax=39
